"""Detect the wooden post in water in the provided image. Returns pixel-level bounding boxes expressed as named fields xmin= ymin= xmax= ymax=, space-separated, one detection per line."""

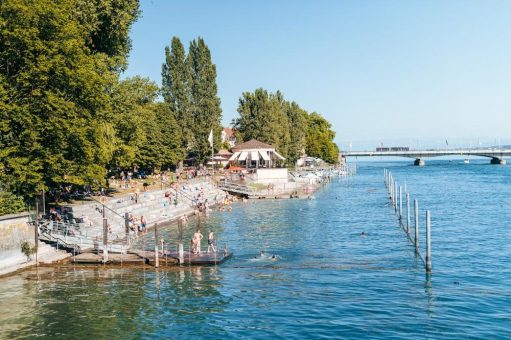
xmin=394 ymin=182 xmax=398 ymax=211
xmin=390 ymin=176 xmax=394 ymax=199
xmin=393 ymin=180 xmax=396 ymax=207
xmin=390 ymin=177 xmax=396 ymax=206
xmin=124 ymin=212 xmax=130 ymax=246
xmin=154 ymin=223 xmax=159 ymax=268
xmin=390 ymin=176 xmax=394 ymax=205
xmin=426 ymin=210 xmax=432 ymax=272
xmin=103 ymin=218 xmax=108 ymax=263
xmin=414 ymin=199 xmax=419 ymax=251
xmin=399 ymin=186 xmax=403 ymax=221
xmin=406 ymin=192 xmax=411 ymax=235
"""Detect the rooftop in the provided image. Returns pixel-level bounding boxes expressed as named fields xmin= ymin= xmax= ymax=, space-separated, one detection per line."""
xmin=232 ymin=139 xmax=275 ymax=151
xmin=223 ymin=127 xmax=234 ymax=137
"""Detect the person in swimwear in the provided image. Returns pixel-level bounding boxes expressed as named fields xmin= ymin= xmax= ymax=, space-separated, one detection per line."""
xmin=207 ymin=230 xmax=216 ymax=253
xmin=192 ymin=229 xmax=204 ymax=254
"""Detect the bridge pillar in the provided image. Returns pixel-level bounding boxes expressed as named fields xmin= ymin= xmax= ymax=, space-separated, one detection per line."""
xmin=414 ymin=158 xmax=425 ymax=166
xmin=490 ymin=157 xmax=506 ymax=165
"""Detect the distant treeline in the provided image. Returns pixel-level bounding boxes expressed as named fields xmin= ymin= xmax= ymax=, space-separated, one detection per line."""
xmin=0 ymin=0 xmax=339 ymax=208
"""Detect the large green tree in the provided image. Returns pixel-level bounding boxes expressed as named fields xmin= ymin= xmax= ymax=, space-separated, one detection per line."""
xmin=233 ymin=88 xmax=291 ymax=159
xmin=233 ymin=89 xmax=339 ymax=165
xmin=286 ymin=101 xmax=309 ymax=165
xmin=306 ymin=112 xmax=339 ymax=164
xmin=0 ymin=0 xmax=139 ymax=200
xmin=109 ymin=76 xmax=158 ymax=170
xmin=137 ymin=102 xmax=183 ymax=172
xmin=188 ymin=37 xmax=223 ymax=164
xmin=162 ymin=37 xmax=193 ymax=151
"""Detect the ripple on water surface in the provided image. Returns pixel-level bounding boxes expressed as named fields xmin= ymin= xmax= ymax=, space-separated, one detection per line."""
xmin=1 ymin=160 xmax=511 ymax=338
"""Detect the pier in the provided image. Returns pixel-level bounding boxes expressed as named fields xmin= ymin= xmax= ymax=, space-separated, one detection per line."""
xmin=71 ymin=250 xmax=233 ymax=266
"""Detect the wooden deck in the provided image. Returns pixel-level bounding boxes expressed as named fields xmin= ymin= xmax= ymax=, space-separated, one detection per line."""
xmin=72 ymin=252 xmax=148 ymax=264
xmin=72 ymin=249 xmax=233 ymax=266
xmin=167 ymin=251 xmax=233 ymax=265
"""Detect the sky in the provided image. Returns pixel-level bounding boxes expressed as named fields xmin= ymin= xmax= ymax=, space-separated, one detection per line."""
xmin=123 ymin=0 xmax=511 ymax=150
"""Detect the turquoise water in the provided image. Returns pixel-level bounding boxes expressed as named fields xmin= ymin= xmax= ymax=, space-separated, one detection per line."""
xmin=1 ymin=160 xmax=511 ymax=338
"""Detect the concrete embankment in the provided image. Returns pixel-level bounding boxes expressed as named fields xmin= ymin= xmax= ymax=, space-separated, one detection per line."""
xmin=0 ymin=213 xmax=71 ymax=277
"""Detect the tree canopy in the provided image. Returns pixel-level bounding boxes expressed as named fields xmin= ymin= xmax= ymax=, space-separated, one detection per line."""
xmin=162 ymin=36 xmax=223 ymax=165
xmin=233 ymin=88 xmax=339 ymax=165
xmin=0 ymin=1 xmax=338 ymax=213
xmin=306 ymin=112 xmax=340 ymax=164
xmin=0 ymin=0 xmax=140 ymax=200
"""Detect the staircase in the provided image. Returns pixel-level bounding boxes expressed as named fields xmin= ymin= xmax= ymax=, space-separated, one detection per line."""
xmin=40 ymin=181 xmax=227 ymax=253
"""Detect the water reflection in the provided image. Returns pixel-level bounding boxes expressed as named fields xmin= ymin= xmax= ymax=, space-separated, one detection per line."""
xmin=424 ymin=272 xmax=434 ymax=318
xmin=0 ymin=266 xmax=228 ymax=338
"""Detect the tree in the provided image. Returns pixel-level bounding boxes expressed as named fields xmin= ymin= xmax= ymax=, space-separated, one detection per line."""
xmin=286 ymin=101 xmax=309 ymax=165
xmin=306 ymin=113 xmax=339 ymax=164
xmin=233 ymin=89 xmax=339 ymax=165
xmin=162 ymin=37 xmax=193 ymax=151
xmin=109 ymin=76 xmax=158 ymax=170
xmin=0 ymin=0 xmax=140 ymax=200
xmin=0 ymin=189 xmax=25 ymax=215
xmin=187 ymin=37 xmax=223 ymax=165
xmin=137 ymin=103 xmax=183 ymax=172
xmin=233 ymin=88 xmax=290 ymax=159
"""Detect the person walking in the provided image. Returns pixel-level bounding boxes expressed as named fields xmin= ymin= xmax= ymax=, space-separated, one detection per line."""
xmin=207 ymin=230 xmax=216 ymax=253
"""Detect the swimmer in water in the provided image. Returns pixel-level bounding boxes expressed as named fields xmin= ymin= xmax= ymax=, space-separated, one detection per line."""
xmin=360 ymin=231 xmax=367 ymax=237
xmin=271 ymin=255 xmax=278 ymax=261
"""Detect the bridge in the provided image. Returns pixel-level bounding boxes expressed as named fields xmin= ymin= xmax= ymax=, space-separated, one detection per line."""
xmin=341 ymin=148 xmax=511 ymax=166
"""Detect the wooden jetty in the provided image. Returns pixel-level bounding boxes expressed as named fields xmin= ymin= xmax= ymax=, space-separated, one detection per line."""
xmin=168 ymin=250 xmax=233 ymax=265
xmin=72 ymin=252 xmax=149 ymax=265
xmin=71 ymin=249 xmax=233 ymax=266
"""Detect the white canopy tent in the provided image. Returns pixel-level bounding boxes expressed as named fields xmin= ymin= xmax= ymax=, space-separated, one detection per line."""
xmin=229 ymin=139 xmax=286 ymax=168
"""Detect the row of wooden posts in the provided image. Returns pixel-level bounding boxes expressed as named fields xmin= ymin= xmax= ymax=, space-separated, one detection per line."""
xmin=384 ymin=168 xmax=432 ymax=273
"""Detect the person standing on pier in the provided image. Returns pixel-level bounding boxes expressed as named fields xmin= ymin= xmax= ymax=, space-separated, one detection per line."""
xmin=207 ymin=230 xmax=216 ymax=253
xmin=192 ymin=230 xmax=203 ymax=254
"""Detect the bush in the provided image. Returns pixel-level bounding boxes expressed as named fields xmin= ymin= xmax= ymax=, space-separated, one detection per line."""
xmin=20 ymin=241 xmax=36 ymax=262
xmin=0 ymin=191 xmax=25 ymax=216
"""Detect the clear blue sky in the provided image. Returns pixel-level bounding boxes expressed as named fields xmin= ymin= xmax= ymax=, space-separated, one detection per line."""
xmin=123 ymin=0 xmax=511 ymax=150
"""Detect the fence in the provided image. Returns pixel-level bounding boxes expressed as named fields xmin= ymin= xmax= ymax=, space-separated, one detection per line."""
xmin=384 ymin=168 xmax=432 ymax=273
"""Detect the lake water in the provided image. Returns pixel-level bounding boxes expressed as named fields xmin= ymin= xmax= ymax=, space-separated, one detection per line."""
xmin=1 ymin=160 xmax=510 ymax=339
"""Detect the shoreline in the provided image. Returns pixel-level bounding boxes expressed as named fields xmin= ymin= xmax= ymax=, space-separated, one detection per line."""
xmin=0 ymin=178 xmax=232 ymax=277
xmin=0 ymin=175 xmax=334 ymax=277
